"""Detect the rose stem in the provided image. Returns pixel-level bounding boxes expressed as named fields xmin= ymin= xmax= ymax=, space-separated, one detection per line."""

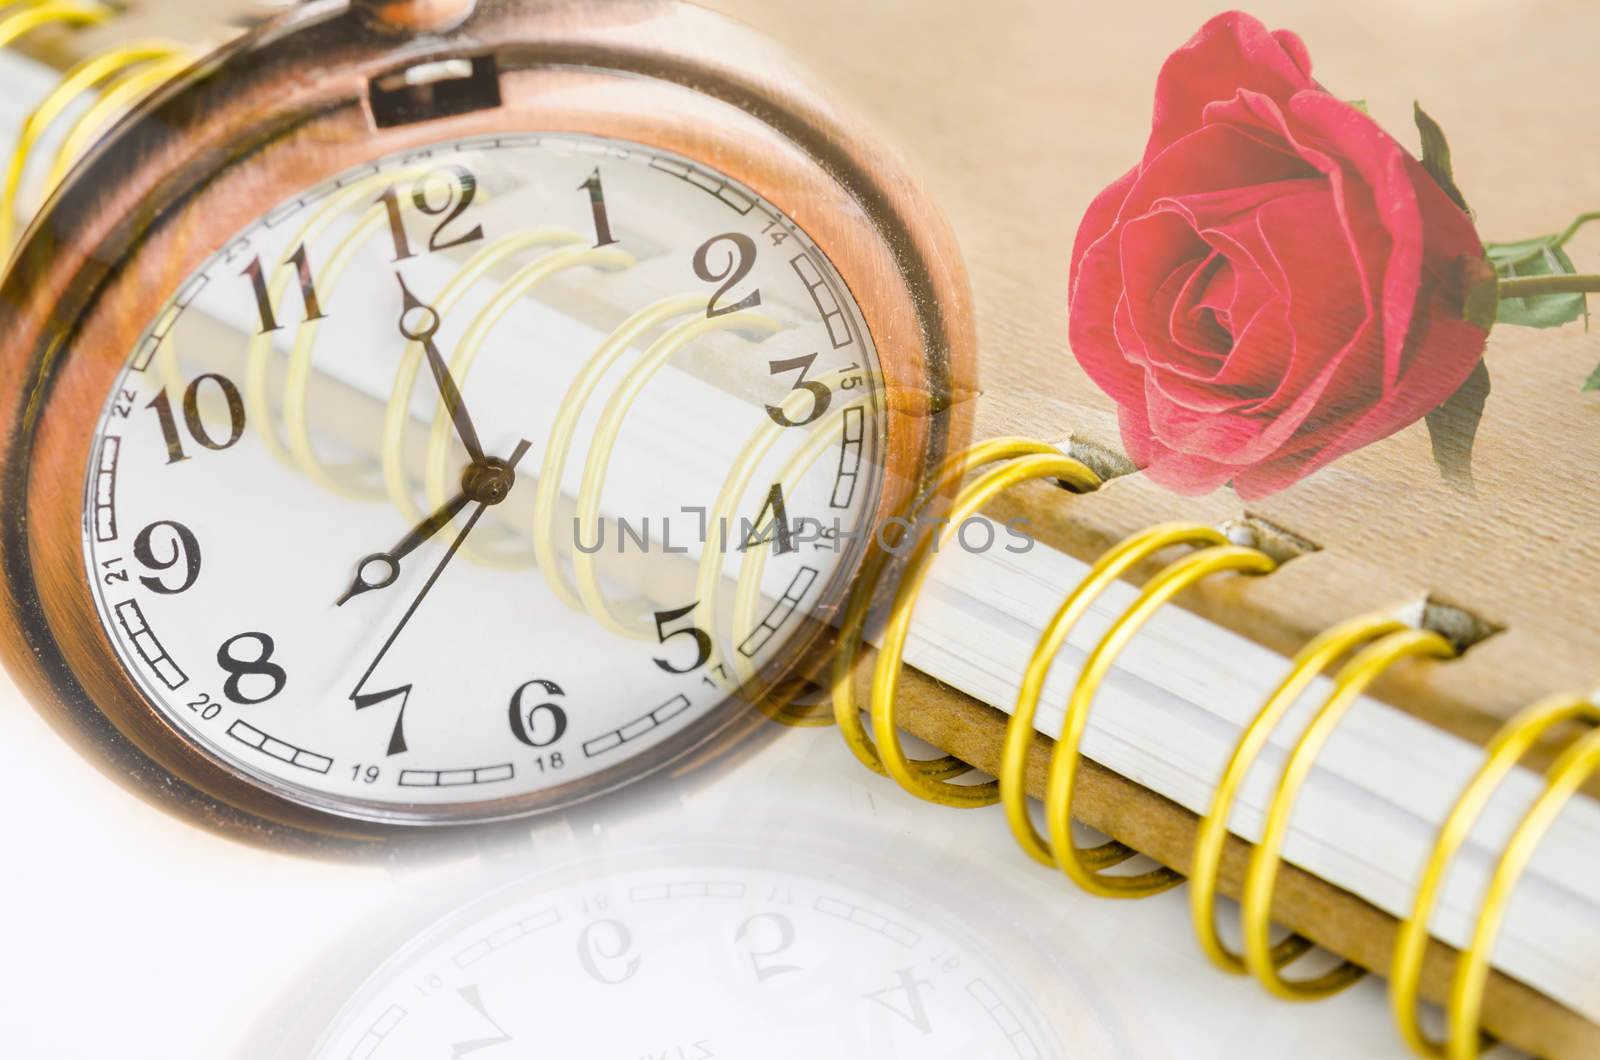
xmin=1497 ymin=274 xmax=1600 ymax=299
xmin=1553 ymin=211 xmax=1600 ymax=249
xmin=1497 ymin=210 xmax=1600 ymax=269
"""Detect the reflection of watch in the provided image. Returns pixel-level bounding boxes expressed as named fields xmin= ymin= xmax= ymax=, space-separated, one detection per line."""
xmin=0 ymin=0 xmax=975 ymax=846
xmin=251 ymin=827 xmax=1161 ymax=1059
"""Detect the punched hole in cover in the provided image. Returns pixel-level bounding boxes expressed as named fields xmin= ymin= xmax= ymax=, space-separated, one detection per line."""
xmin=1222 ymin=514 xmax=1321 ymax=568
xmin=1216 ymin=520 xmax=1501 ymax=653
xmin=1032 ymin=435 xmax=1139 ymax=494
xmin=1417 ymin=594 xmax=1504 ymax=654
xmin=1062 ymin=436 xmax=1139 ymax=488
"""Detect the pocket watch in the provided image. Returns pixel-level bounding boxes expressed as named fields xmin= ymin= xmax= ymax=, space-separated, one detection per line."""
xmin=251 ymin=829 xmax=1155 ymax=1059
xmin=0 ymin=0 xmax=975 ymax=843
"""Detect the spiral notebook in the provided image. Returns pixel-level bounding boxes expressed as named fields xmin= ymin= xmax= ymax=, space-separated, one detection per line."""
xmin=3 ymin=3 xmax=1598 ymax=1058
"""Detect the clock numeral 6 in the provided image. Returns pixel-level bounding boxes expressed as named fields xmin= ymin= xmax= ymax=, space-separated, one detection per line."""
xmin=578 ymin=919 xmax=640 ymax=985
xmin=508 ymin=679 xmax=568 ymax=748
xmin=217 ymin=632 xmax=287 ymax=706
xmin=693 ymin=232 xmax=761 ymax=318
xmin=146 ymin=374 xmax=245 ymax=465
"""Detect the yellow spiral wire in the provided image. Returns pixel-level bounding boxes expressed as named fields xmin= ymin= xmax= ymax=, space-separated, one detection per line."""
xmin=1443 ymin=721 xmax=1600 ymax=1059
xmin=872 ymin=452 xmax=1105 ymax=807
xmin=826 ymin=431 xmax=1600 ymax=1054
xmin=282 ymin=213 xmax=395 ymax=496
xmin=379 ymin=228 xmax=585 ymax=518
xmin=419 ymin=242 xmax=635 ymax=544
xmin=1046 ymin=538 xmax=1278 ymax=899
xmin=0 ymin=1 xmax=108 ymax=50
xmin=569 ymin=308 xmax=783 ymax=637
xmin=1190 ymin=611 xmax=1412 ymax=979
xmin=832 ymin=437 xmax=1086 ymax=779
xmin=240 ymin=167 xmax=445 ymax=495
xmin=1 ymin=40 xmax=186 ymax=254
xmin=530 ymin=294 xmax=708 ymax=608
xmin=1241 ymin=628 xmax=1457 ymax=1000
xmin=723 ymin=380 xmax=888 ymax=728
xmin=402 ymin=240 xmax=638 ymax=574
xmin=1006 ymin=522 xmax=1237 ymax=868
xmin=43 ymin=50 xmax=191 ymax=191
xmin=1390 ymin=692 xmax=1599 ymax=1059
xmin=830 ymin=436 xmax=1100 ymax=787
xmin=691 ymin=367 xmax=877 ymax=703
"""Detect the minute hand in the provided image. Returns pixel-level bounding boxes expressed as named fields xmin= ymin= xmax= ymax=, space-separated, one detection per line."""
xmin=396 ymin=272 xmax=486 ymax=466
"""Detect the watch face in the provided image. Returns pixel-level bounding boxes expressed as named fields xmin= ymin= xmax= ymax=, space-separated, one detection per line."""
xmin=302 ymin=844 xmax=1095 ymax=1059
xmin=78 ymin=133 xmax=884 ymax=824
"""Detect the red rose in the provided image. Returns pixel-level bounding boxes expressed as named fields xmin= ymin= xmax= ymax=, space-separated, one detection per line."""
xmin=1068 ymin=10 xmax=1490 ymax=498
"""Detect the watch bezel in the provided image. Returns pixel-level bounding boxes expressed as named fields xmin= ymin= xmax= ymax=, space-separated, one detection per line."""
xmin=0 ymin=0 xmax=977 ymax=845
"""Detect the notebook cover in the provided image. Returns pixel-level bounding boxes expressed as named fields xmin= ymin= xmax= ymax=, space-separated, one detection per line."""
xmin=702 ymin=0 xmax=1600 ymax=1053
xmin=703 ymin=0 xmax=1600 ymax=746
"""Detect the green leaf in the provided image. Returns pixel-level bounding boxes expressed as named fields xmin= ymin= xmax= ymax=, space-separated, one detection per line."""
xmin=1347 ymin=99 xmax=1369 ymax=114
xmin=1585 ymin=362 xmax=1600 ymax=392
xmin=1414 ymin=102 xmax=1472 ymax=216
xmin=1425 ymin=359 xmax=1490 ymax=494
xmin=1485 ymin=236 xmax=1589 ymax=329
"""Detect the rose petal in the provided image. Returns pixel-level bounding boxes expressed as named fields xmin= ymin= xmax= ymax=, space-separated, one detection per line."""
xmin=1284 ymin=92 xmax=1430 ymax=391
xmin=1118 ymin=211 xmax=1216 ymax=373
xmin=1069 ymin=190 xmax=1147 ymax=407
xmin=1128 ymin=121 xmax=1313 ymax=223
xmin=1172 ymin=251 xmax=1233 ymax=359
xmin=1243 ymin=187 xmax=1374 ymax=417
xmin=1069 ymin=164 xmax=1138 ymax=304
xmin=1145 ymin=11 xmax=1319 ymax=163
xmin=1075 ymin=118 xmax=1311 ymax=395
xmin=1144 ymin=304 xmax=1296 ymax=459
xmin=1234 ymin=298 xmax=1487 ymax=498
xmin=1124 ymin=420 xmax=1239 ymax=496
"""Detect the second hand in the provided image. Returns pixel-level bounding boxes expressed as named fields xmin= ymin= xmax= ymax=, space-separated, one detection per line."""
xmin=348 ymin=438 xmax=533 ymax=753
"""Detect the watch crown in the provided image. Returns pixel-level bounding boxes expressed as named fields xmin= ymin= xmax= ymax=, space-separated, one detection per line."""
xmin=353 ymin=0 xmax=478 ymax=34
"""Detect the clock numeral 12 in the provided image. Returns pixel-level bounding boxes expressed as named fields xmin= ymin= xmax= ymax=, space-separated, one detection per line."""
xmin=377 ymin=165 xmax=485 ymax=261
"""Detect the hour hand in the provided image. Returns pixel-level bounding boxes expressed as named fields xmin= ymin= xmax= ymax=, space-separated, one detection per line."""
xmin=336 ymin=491 xmax=472 ymax=606
xmin=396 ymin=273 xmax=486 ymax=466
